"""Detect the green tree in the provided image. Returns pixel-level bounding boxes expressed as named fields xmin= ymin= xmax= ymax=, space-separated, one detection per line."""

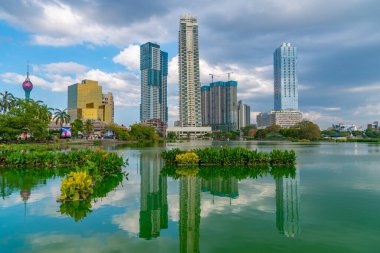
xmin=0 ymin=98 xmax=51 ymax=141
xmin=297 ymin=121 xmax=321 ymax=141
xmin=71 ymin=119 xmax=84 ymax=137
xmin=255 ymin=129 xmax=267 ymax=140
xmin=0 ymin=91 xmax=15 ymax=114
xmin=84 ymin=120 xmax=94 ymax=134
xmin=167 ymin=131 xmax=177 ymax=140
xmin=53 ymin=109 xmax=70 ymax=127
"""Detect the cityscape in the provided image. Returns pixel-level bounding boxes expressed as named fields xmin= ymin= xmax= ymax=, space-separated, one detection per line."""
xmin=0 ymin=1 xmax=379 ymax=253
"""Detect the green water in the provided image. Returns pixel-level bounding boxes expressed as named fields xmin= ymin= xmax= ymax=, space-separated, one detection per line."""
xmin=1 ymin=141 xmax=379 ymax=253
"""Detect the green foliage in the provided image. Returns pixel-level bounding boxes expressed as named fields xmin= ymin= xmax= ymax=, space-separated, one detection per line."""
xmin=297 ymin=121 xmax=321 ymax=141
xmin=59 ymin=198 xmax=92 ymax=222
xmin=84 ymin=119 xmax=94 ymax=134
xmin=129 ymin=123 xmax=157 ymax=141
xmin=175 ymin=152 xmax=200 ymax=165
xmin=167 ymin=131 xmax=177 ymax=140
xmin=161 ymin=147 xmax=295 ymax=166
xmin=93 ymin=139 xmax=101 ymax=146
xmin=161 ymin=164 xmax=296 ymax=181
xmin=53 ymin=108 xmax=70 ymax=127
xmin=58 ymin=171 xmax=93 ymax=201
xmin=71 ymin=119 xmax=84 ymax=137
xmin=365 ymin=128 xmax=380 ymax=138
xmin=0 ymin=97 xmax=51 ymax=141
xmin=254 ymin=129 xmax=267 ymax=140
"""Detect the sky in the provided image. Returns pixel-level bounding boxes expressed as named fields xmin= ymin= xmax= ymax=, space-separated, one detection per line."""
xmin=0 ymin=0 xmax=379 ymax=129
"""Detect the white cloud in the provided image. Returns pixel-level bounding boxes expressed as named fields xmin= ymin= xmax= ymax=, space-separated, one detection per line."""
xmin=354 ymin=103 xmax=380 ymax=116
xmin=113 ymin=45 xmax=140 ymax=71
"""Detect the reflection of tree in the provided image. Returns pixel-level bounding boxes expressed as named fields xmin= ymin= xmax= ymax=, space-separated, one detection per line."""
xmin=0 ymin=168 xmax=67 ymax=199
xmin=139 ymin=151 xmax=168 ymax=239
xmin=275 ymin=169 xmax=300 ymax=237
xmin=59 ymin=173 xmax=124 ymax=222
xmin=179 ymin=176 xmax=201 ymax=253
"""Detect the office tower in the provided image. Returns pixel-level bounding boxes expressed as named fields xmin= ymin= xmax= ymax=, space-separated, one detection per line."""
xmin=139 ymin=151 xmax=168 ymax=239
xmin=179 ymin=176 xmax=201 ymax=253
xmin=275 ymin=171 xmax=300 ymax=237
xmin=140 ymin=42 xmax=168 ymax=128
xmin=67 ymin=79 xmax=114 ymax=124
xmin=201 ymin=81 xmax=238 ymax=131
xmin=237 ymin=100 xmax=251 ymax=130
xmin=22 ymin=67 xmax=33 ymax=101
xmin=256 ymin=110 xmax=302 ymax=128
xmin=178 ymin=15 xmax=202 ymax=127
xmin=274 ymin=43 xmax=298 ymax=111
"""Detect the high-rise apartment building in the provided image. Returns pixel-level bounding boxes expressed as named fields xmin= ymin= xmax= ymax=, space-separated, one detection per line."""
xmin=67 ymin=79 xmax=114 ymax=124
xmin=237 ymin=100 xmax=251 ymax=130
xmin=178 ymin=15 xmax=201 ymax=127
xmin=201 ymin=81 xmax=238 ymax=131
xmin=140 ymin=42 xmax=168 ymax=127
xmin=274 ymin=43 xmax=298 ymax=111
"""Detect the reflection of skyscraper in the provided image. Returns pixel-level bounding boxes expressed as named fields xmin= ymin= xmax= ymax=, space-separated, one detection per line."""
xmin=275 ymin=170 xmax=300 ymax=237
xmin=179 ymin=176 xmax=201 ymax=253
xmin=139 ymin=152 xmax=168 ymax=239
xmin=201 ymin=177 xmax=239 ymax=199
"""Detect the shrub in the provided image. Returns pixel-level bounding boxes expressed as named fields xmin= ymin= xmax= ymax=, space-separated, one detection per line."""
xmin=175 ymin=152 xmax=200 ymax=165
xmin=58 ymin=171 xmax=93 ymax=201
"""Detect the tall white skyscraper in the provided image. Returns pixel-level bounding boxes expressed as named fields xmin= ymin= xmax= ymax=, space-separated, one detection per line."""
xmin=274 ymin=43 xmax=298 ymax=111
xmin=178 ymin=15 xmax=202 ymax=127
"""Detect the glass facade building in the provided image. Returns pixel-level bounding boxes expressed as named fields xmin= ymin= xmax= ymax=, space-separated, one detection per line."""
xmin=140 ymin=42 xmax=168 ymax=125
xmin=274 ymin=43 xmax=298 ymax=111
xmin=201 ymin=81 xmax=238 ymax=131
xmin=67 ymin=79 xmax=114 ymax=124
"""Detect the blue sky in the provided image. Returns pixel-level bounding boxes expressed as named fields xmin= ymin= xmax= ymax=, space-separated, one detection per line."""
xmin=1 ymin=0 xmax=380 ymax=129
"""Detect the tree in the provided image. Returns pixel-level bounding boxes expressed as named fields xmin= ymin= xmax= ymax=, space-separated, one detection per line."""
xmin=0 ymin=91 xmax=15 ymax=114
xmin=297 ymin=121 xmax=321 ymax=141
xmin=0 ymin=98 xmax=51 ymax=141
xmin=53 ymin=109 xmax=70 ymax=127
xmin=84 ymin=119 xmax=94 ymax=134
xmin=71 ymin=119 xmax=84 ymax=137
xmin=167 ymin=131 xmax=177 ymax=140
xmin=255 ymin=129 xmax=267 ymax=140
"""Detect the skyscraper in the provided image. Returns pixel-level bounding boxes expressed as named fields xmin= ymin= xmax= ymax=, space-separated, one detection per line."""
xmin=140 ymin=42 xmax=168 ymax=126
xmin=67 ymin=79 xmax=114 ymax=124
xmin=274 ymin=43 xmax=298 ymax=111
xmin=178 ymin=15 xmax=201 ymax=127
xmin=201 ymin=81 xmax=238 ymax=131
xmin=237 ymin=100 xmax=251 ymax=130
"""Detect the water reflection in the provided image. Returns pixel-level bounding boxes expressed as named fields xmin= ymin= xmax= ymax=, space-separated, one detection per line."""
xmin=275 ymin=170 xmax=300 ymax=237
xmin=139 ymin=151 xmax=168 ymax=239
xmin=202 ymin=177 xmax=239 ymax=200
xmin=180 ymin=176 xmax=201 ymax=253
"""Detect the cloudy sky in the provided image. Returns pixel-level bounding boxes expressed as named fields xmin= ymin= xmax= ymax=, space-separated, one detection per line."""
xmin=0 ymin=0 xmax=379 ymax=129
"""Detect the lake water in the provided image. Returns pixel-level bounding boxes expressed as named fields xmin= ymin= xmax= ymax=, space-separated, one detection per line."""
xmin=1 ymin=141 xmax=379 ymax=253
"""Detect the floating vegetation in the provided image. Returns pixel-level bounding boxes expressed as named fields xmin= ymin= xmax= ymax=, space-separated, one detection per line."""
xmin=161 ymin=147 xmax=296 ymax=166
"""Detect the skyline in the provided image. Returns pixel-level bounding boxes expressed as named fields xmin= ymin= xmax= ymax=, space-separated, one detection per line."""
xmin=1 ymin=0 xmax=380 ymax=129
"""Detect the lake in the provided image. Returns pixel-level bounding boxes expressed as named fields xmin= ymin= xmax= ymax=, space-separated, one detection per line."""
xmin=1 ymin=141 xmax=379 ymax=253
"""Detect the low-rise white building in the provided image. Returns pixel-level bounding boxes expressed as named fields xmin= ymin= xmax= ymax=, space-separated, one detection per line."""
xmin=257 ymin=110 xmax=303 ymax=129
xmin=166 ymin=126 xmax=212 ymax=138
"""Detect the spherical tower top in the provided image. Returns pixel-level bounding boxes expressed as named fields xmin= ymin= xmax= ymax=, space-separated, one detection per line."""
xmin=22 ymin=64 xmax=33 ymax=100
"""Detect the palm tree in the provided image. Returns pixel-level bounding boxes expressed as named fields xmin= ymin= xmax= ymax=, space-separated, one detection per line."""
xmin=0 ymin=91 xmax=15 ymax=114
xmin=53 ymin=109 xmax=71 ymax=127
xmin=84 ymin=119 xmax=94 ymax=134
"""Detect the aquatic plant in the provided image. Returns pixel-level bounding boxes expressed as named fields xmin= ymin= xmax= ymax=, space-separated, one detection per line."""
xmin=58 ymin=171 xmax=93 ymax=201
xmin=175 ymin=152 xmax=200 ymax=165
xmin=161 ymin=147 xmax=295 ymax=166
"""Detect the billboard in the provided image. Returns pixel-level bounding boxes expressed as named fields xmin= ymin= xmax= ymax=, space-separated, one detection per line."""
xmin=60 ymin=127 xmax=72 ymax=138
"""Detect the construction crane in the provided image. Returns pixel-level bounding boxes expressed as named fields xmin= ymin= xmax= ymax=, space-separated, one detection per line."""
xmin=225 ymin=72 xmax=234 ymax=81
xmin=209 ymin=73 xmax=220 ymax=83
